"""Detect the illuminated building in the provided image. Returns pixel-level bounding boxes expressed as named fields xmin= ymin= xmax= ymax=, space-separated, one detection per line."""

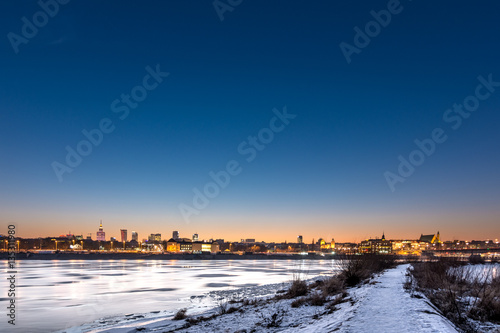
xmin=167 ymin=238 xmax=219 ymax=253
xmin=148 ymin=233 xmax=162 ymax=243
xmin=359 ymin=233 xmax=392 ymax=254
xmin=392 ymin=240 xmax=420 ymax=255
xmin=166 ymin=238 xmax=181 ymax=252
xmin=96 ymin=220 xmax=106 ymax=241
xmin=419 ymin=231 xmax=440 ymax=244
xmin=319 ymin=238 xmax=335 ymax=251
xmin=120 ymin=229 xmax=127 ymax=242
xmin=192 ymin=242 xmax=212 ymax=253
xmin=180 ymin=242 xmax=192 ymax=252
xmin=419 ymin=232 xmax=441 ymax=251
xmin=131 ymin=231 xmax=138 ymax=242
xmin=297 ymin=235 xmax=303 ymax=244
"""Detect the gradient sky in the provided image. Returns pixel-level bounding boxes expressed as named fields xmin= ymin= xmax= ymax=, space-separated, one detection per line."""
xmin=1 ymin=0 xmax=499 ymax=243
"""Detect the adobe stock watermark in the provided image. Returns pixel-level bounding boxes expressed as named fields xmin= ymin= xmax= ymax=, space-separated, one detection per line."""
xmin=51 ymin=64 xmax=169 ymax=182
xmin=7 ymin=0 xmax=70 ymax=54
xmin=6 ymin=224 xmax=17 ymax=326
xmin=339 ymin=0 xmax=409 ymax=64
xmin=178 ymin=106 xmax=296 ymax=223
xmin=384 ymin=74 xmax=500 ymax=192
xmin=213 ymin=0 xmax=242 ymax=21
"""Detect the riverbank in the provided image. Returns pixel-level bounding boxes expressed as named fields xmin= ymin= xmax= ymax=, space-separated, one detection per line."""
xmin=61 ymin=264 xmax=460 ymax=333
xmin=0 ymin=259 xmax=337 ymax=332
xmin=0 ymin=251 xmax=357 ymax=260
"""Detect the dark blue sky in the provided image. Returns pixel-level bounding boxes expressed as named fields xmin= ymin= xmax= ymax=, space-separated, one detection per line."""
xmin=1 ymin=0 xmax=499 ymax=241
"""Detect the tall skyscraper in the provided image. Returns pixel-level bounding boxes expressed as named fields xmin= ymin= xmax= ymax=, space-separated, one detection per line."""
xmin=120 ymin=229 xmax=127 ymax=242
xmin=96 ymin=220 xmax=105 ymax=241
xmin=149 ymin=233 xmax=161 ymax=242
xmin=297 ymin=235 xmax=303 ymax=244
xmin=131 ymin=231 xmax=138 ymax=242
xmin=192 ymin=233 xmax=199 ymax=242
xmin=173 ymin=231 xmax=179 ymax=240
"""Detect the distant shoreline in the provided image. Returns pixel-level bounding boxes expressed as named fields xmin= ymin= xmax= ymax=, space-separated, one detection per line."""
xmin=0 ymin=251 xmax=351 ymax=261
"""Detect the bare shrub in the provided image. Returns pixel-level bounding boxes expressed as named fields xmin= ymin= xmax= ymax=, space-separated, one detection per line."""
xmin=291 ymin=297 xmax=308 ymax=308
xmin=409 ymin=259 xmax=500 ymax=330
xmin=308 ymin=292 xmax=327 ymax=306
xmin=242 ymin=298 xmax=258 ymax=306
xmin=226 ymin=306 xmax=239 ymax=314
xmin=281 ymin=278 xmax=308 ymax=299
xmin=309 ymin=279 xmax=324 ymax=290
xmin=469 ymin=255 xmax=485 ymax=265
xmin=217 ymin=299 xmax=229 ymax=315
xmin=403 ymin=266 xmax=414 ymax=291
xmin=338 ymin=256 xmax=374 ymax=286
xmin=326 ymin=293 xmax=347 ymax=312
xmin=322 ymin=276 xmax=345 ymax=296
xmin=259 ymin=306 xmax=287 ymax=328
xmin=173 ymin=308 xmax=187 ymax=320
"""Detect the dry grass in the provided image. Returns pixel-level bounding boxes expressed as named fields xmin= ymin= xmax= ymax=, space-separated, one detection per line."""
xmin=258 ymin=306 xmax=287 ymax=328
xmin=173 ymin=308 xmax=187 ymax=320
xmin=308 ymin=292 xmax=328 ymax=306
xmin=321 ymin=275 xmax=345 ymax=296
xmin=276 ymin=278 xmax=309 ymax=300
xmin=337 ymin=255 xmax=397 ymax=287
xmin=408 ymin=258 xmax=500 ymax=330
xmin=291 ymin=296 xmax=308 ymax=308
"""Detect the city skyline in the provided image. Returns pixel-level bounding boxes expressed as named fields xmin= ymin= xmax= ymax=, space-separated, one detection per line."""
xmin=9 ymin=219 xmax=499 ymax=244
xmin=1 ymin=1 xmax=499 ymax=242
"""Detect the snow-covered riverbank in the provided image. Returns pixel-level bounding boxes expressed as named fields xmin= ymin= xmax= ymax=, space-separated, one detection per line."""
xmin=60 ymin=264 xmax=463 ymax=333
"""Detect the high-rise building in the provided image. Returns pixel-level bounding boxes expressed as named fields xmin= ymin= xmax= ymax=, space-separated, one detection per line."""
xmin=173 ymin=231 xmax=179 ymax=240
xmin=193 ymin=233 xmax=199 ymax=242
xmin=297 ymin=235 xmax=303 ymax=244
xmin=96 ymin=220 xmax=106 ymax=241
xmin=120 ymin=229 xmax=127 ymax=242
xmin=149 ymin=233 xmax=162 ymax=242
xmin=131 ymin=231 xmax=138 ymax=242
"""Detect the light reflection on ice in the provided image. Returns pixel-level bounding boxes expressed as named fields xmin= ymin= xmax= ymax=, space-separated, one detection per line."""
xmin=0 ymin=259 xmax=338 ymax=332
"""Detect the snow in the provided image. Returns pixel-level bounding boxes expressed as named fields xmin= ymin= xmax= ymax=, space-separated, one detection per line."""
xmin=60 ymin=265 xmax=460 ymax=333
xmin=317 ymin=265 xmax=458 ymax=333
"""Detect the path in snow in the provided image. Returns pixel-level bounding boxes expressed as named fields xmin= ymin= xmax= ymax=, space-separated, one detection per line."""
xmin=62 ymin=264 xmax=461 ymax=333
xmin=336 ymin=264 xmax=457 ymax=333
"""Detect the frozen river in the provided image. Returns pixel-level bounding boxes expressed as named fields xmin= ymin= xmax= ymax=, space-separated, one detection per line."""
xmin=1 ymin=259 xmax=338 ymax=332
